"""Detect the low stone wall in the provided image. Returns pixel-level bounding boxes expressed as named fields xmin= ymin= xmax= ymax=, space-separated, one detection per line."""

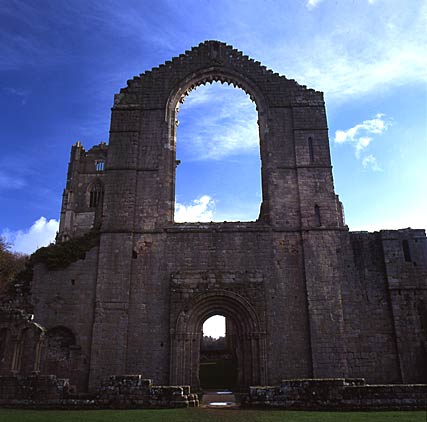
xmin=0 ymin=375 xmax=68 ymax=403
xmin=0 ymin=374 xmax=199 ymax=409
xmin=244 ymin=378 xmax=426 ymax=410
xmin=97 ymin=375 xmax=199 ymax=408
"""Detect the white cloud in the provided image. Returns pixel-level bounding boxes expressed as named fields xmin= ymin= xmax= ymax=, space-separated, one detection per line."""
xmin=307 ymin=0 xmax=324 ymax=10
xmin=362 ymin=154 xmax=382 ymax=172
xmin=175 ymin=195 xmax=215 ymax=222
xmin=2 ymin=217 xmax=59 ymax=254
xmin=334 ymin=113 xmax=391 ymax=168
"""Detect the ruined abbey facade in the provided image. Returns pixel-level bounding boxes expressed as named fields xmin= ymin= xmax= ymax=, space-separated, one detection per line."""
xmin=1 ymin=41 xmax=426 ymax=393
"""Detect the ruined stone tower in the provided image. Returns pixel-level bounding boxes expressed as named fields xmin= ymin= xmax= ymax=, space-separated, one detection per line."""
xmin=3 ymin=41 xmax=425 ymax=393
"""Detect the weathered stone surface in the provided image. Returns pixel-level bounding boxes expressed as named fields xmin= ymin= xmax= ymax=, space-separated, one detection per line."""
xmin=0 ymin=374 xmax=198 ymax=408
xmin=244 ymin=378 xmax=427 ymax=410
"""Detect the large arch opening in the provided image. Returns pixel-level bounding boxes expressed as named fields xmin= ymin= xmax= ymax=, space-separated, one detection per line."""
xmin=174 ymin=82 xmax=261 ymax=223
xmin=170 ymin=291 xmax=266 ymax=391
xmin=167 ymin=69 xmax=269 ymax=225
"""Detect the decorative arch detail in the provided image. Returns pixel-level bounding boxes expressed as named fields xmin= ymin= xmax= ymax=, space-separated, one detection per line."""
xmin=170 ymin=289 xmax=267 ymax=389
xmin=0 ymin=311 xmax=46 ymax=375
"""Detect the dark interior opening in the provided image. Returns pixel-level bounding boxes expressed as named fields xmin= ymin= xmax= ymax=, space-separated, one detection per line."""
xmin=199 ymin=315 xmax=237 ymax=389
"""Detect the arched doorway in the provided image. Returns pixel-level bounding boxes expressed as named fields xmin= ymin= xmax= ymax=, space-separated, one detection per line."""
xmin=170 ymin=290 xmax=267 ymax=391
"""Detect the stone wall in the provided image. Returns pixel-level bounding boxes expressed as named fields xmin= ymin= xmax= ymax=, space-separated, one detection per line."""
xmin=97 ymin=375 xmax=198 ymax=408
xmin=344 ymin=231 xmax=401 ymax=382
xmin=381 ymin=229 xmax=427 ymax=383
xmin=31 ymin=246 xmax=100 ymax=391
xmin=344 ymin=229 xmax=427 ymax=384
xmin=0 ymin=374 xmax=198 ymax=409
xmin=244 ymin=378 xmax=426 ymax=410
xmin=0 ymin=375 xmax=69 ymax=404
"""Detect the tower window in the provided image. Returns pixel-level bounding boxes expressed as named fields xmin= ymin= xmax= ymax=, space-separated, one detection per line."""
xmin=95 ymin=160 xmax=105 ymax=171
xmin=314 ymin=204 xmax=321 ymax=227
xmin=89 ymin=183 xmax=104 ymax=208
xmin=402 ymin=240 xmax=411 ymax=262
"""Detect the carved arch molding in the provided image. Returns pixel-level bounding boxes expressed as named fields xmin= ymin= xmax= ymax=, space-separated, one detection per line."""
xmin=169 ymin=271 xmax=267 ymax=389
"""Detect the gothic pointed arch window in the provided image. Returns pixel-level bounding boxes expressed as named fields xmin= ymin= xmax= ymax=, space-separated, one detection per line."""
xmin=173 ymin=81 xmax=261 ymax=222
xmin=88 ymin=181 xmax=104 ymax=208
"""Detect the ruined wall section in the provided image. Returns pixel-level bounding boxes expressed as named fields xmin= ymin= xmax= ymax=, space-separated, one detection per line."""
xmin=31 ymin=246 xmax=99 ymax=391
xmin=344 ymin=229 xmax=427 ymax=384
xmin=345 ymin=232 xmax=401 ymax=383
xmin=301 ymin=230 xmax=350 ymax=378
xmin=112 ymin=40 xmax=340 ymax=230
xmin=122 ymin=225 xmax=316 ymax=386
xmin=164 ymin=226 xmax=313 ymax=385
xmin=58 ymin=142 xmax=108 ymax=241
xmin=89 ymin=40 xmax=350 ymax=388
xmin=381 ymin=229 xmax=427 ymax=383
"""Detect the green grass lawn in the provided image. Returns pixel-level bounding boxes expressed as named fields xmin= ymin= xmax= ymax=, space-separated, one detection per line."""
xmin=0 ymin=408 xmax=425 ymax=422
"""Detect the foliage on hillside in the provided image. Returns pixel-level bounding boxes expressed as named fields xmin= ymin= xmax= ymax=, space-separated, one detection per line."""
xmin=0 ymin=237 xmax=27 ymax=294
xmin=0 ymin=230 xmax=101 ymax=299
xmin=19 ymin=230 xmax=101 ymax=282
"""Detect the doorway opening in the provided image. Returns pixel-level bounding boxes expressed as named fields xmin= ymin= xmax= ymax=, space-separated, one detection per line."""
xmin=199 ymin=315 xmax=237 ymax=389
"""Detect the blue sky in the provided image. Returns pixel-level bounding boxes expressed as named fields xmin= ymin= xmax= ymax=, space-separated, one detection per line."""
xmin=1 ymin=0 xmax=426 ymax=255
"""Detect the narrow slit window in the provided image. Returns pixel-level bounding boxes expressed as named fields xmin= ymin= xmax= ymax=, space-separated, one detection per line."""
xmin=314 ymin=204 xmax=321 ymax=227
xmin=308 ymin=137 xmax=314 ymax=163
xmin=402 ymin=240 xmax=411 ymax=262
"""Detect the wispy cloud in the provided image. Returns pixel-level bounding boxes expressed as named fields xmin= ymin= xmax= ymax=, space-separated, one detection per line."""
xmin=175 ymin=195 xmax=215 ymax=222
xmin=2 ymin=217 xmax=59 ymax=254
xmin=253 ymin=2 xmax=427 ymax=103
xmin=334 ymin=113 xmax=391 ymax=156
xmin=178 ymin=83 xmax=259 ymax=160
xmin=0 ymin=171 xmax=26 ymax=190
xmin=2 ymin=87 xmax=30 ymax=104
xmin=362 ymin=154 xmax=382 ymax=172
xmin=334 ymin=113 xmax=391 ymax=170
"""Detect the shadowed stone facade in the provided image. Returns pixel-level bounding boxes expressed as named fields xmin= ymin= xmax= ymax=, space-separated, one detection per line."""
xmin=1 ymin=41 xmax=426 ymax=394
